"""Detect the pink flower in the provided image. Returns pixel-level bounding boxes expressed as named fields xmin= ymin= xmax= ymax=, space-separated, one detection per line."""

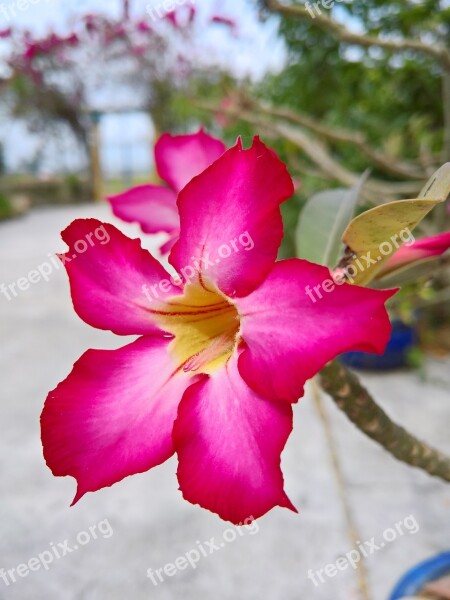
xmin=114 ymin=24 xmax=127 ymax=37
xmin=210 ymin=15 xmax=237 ymax=31
xmin=22 ymin=32 xmax=68 ymax=60
xmin=136 ymin=20 xmax=152 ymax=33
xmin=64 ymin=33 xmax=79 ymax=46
xmin=23 ymin=42 xmax=40 ymax=61
xmin=108 ymin=130 xmax=226 ymax=254
xmin=187 ymin=5 xmax=196 ymax=24
xmin=164 ymin=6 xmax=196 ymax=28
xmin=0 ymin=28 xmax=12 ymax=39
xmin=84 ymin=14 xmax=100 ymax=34
xmin=376 ymin=231 xmax=450 ymax=279
xmin=164 ymin=10 xmax=179 ymax=28
xmin=131 ymin=44 xmax=147 ymax=57
xmin=41 ymin=138 xmax=395 ymax=523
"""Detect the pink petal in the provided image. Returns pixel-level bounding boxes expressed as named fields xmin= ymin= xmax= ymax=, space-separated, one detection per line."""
xmin=155 ymin=130 xmax=226 ymax=193
xmin=173 ymin=354 xmax=296 ymax=524
xmin=377 ymin=231 xmax=450 ymax=278
xmin=41 ymin=336 xmax=197 ymax=504
xmin=108 ymin=184 xmax=179 ymax=235
xmin=236 ymin=259 xmax=396 ymax=403
xmin=187 ymin=5 xmax=196 ymax=23
xmin=60 ymin=219 xmax=183 ymax=335
xmin=137 ymin=20 xmax=152 ymax=33
xmin=159 ymin=234 xmax=178 ymax=255
xmin=169 ymin=137 xmax=295 ymax=297
xmin=164 ymin=10 xmax=179 ymax=28
xmin=210 ymin=15 xmax=237 ymax=29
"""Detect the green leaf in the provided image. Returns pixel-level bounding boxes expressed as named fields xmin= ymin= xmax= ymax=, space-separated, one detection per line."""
xmin=339 ymin=163 xmax=450 ymax=286
xmin=295 ymin=173 xmax=367 ymax=267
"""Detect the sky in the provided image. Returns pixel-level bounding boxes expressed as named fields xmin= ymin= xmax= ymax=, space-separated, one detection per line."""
xmin=0 ymin=0 xmax=286 ymax=175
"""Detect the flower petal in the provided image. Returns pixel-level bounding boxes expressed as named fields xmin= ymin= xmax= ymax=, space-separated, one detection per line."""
xmin=169 ymin=137 xmax=295 ymax=297
xmin=236 ymin=259 xmax=396 ymax=403
xmin=376 ymin=231 xmax=450 ymax=279
xmin=210 ymin=15 xmax=237 ymax=28
xmin=108 ymin=184 xmax=179 ymax=236
xmin=41 ymin=336 xmax=197 ymax=504
xmin=60 ymin=219 xmax=183 ymax=335
xmin=173 ymin=354 xmax=296 ymax=524
xmin=159 ymin=234 xmax=178 ymax=255
xmin=155 ymin=130 xmax=226 ymax=193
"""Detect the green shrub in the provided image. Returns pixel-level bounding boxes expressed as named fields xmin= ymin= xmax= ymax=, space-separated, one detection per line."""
xmin=0 ymin=192 xmax=14 ymax=219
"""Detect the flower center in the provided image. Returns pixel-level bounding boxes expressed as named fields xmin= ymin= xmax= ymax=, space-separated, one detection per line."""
xmin=153 ymin=280 xmax=240 ymax=375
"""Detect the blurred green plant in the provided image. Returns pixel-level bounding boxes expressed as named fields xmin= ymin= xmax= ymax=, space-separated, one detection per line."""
xmin=0 ymin=191 xmax=14 ymax=219
xmin=194 ymin=0 xmax=450 ymax=218
xmin=258 ymin=0 xmax=450 ymax=166
xmin=0 ymin=143 xmax=6 ymax=176
xmin=295 ymin=172 xmax=368 ymax=266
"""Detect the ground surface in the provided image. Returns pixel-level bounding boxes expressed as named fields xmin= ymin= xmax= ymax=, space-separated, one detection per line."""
xmin=1 ymin=205 xmax=449 ymax=600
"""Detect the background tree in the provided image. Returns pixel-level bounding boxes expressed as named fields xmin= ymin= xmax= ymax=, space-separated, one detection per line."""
xmin=208 ymin=0 xmax=450 ymax=201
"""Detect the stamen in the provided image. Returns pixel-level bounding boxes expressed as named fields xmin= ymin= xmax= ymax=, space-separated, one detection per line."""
xmin=183 ymin=332 xmax=236 ymax=373
xmin=154 ymin=279 xmax=240 ymax=374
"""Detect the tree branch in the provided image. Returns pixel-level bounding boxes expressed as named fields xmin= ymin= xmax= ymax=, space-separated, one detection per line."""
xmin=196 ymin=100 xmax=422 ymax=198
xmin=319 ymin=361 xmax=450 ymax=483
xmin=257 ymin=102 xmax=427 ymax=180
xmin=264 ymin=0 xmax=450 ymax=69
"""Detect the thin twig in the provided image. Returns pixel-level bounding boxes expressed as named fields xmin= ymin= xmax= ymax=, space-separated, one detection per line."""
xmin=264 ymin=0 xmax=450 ymax=69
xmin=257 ymin=102 xmax=427 ymax=180
xmin=197 ymin=100 xmax=422 ymax=198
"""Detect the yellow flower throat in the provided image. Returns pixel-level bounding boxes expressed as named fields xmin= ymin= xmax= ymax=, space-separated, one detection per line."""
xmin=153 ymin=279 xmax=240 ymax=375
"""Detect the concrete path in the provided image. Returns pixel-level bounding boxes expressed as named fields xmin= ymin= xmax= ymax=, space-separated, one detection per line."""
xmin=1 ymin=205 xmax=449 ymax=600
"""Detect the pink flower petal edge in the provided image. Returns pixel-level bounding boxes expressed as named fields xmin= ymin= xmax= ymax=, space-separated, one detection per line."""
xmin=107 ymin=130 xmax=226 ymax=249
xmin=155 ymin=129 xmax=226 ymax=193
xmin=169 ymin=136 xmax=295 ymax=298
xmin=236 ymin=259 xmax=397 ymax=403
xmin=41 ymin=336 xmax=198 ymax=504
xmin=59 ymin=219 xmax=182 ymax=336
xmin=108 ymin=184 xmax=179 ymax=235
xmin=173 ymin=353 xmax=297 ymax=524
xmin=377 ymin=231 xmax=450 ymax=278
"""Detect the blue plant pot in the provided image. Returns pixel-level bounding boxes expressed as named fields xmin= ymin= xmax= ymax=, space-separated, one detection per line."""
xmin=389 ymin=552 xmax=450 ymax=599
xmin=340 ymin=320 xmax=417 ymax=371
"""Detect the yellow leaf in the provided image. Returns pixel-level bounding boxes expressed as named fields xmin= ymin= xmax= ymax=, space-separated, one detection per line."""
xmin=338 ymin=163 xmax=450 ymax=285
